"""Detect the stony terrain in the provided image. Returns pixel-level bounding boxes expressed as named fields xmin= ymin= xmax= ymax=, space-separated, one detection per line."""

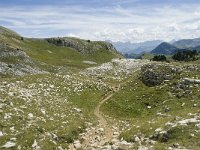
xmin=1 ymin=56 xmax=200 ymax=149
xmin=81 ymin=59 xmax=149 ymax=81
xmin=0 ymin=59 xmax=151 ymax=150
xmin=0 ymin=26 xmax=200 ymax=150
xmin=0 ymin=44 xmax=47 ymax=76
xmin=0 ymin=73 xmax=110 ymax=149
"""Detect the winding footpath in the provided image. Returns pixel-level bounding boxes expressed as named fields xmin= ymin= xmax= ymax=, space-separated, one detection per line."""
xmin=69 ymin=84 xmax=122 ymax=150
xmin=82 ymin=84 xmax=121 ymax=148
xmin=68 ymin=61 xmax=148 ymax=149
xmin=93 ymin=92 xmax=115 ymax=143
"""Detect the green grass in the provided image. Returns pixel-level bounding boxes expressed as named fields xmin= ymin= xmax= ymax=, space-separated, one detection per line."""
xmin=0 ymin=73 xmax=109 ymax=149
xmin=101 ymin=63 xmax=200 ymax=149
xmin=1 ymin=26 xmax=200 ymax=149
xmin=0 ymin=27 xmax=121 ymax=72
xmin=141 ymin=53 xmax=154 ymax=59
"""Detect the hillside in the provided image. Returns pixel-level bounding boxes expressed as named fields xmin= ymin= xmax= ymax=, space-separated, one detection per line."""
xmin=0 ymin=26 xmax=20 ymax=37
xmin=0 ymin=26 xmax=122 ymax=76
xmin=151 ymin=42 xmax=178 ymax=55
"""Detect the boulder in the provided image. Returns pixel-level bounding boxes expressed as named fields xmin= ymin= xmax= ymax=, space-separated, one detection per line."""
xmin=140 ymin=64 xmax=179 ymax=86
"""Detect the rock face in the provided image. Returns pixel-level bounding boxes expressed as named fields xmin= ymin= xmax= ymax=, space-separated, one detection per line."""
xmin=140 ymin=64 xmax=180 ymax=86
xmin=0 ymin=44 xmax=32 ymax=63
xmin=0 ymin=44 xmax=47 ymax=76
xmin=46 ymin=37 xmax=122 ymax=56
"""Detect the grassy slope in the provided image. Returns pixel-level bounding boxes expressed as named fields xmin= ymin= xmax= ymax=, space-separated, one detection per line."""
xmin=0 ymin=73 xmax=108 ymax=149
xmin=0 ymin=26 xmax=121 ymax=71
xmin=101 ymin=63 xmax=200 ymax=149
xmin=46 ymin=37 xmax=122 ymax=64
xmin=0 ymin=26 xmax=119 ymax=148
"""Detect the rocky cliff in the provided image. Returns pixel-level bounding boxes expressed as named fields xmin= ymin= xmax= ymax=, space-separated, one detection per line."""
xmin=46 ymin=37 xmax=122 ymax=56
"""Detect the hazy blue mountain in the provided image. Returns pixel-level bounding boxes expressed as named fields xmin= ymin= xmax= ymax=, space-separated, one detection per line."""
xmin=111 ymin=40 xmax=163 ymax=54
xmin=173 ymin=37 xmax=200 ymax=48
xmin=151 ymin=42 xmax=178 ymax=55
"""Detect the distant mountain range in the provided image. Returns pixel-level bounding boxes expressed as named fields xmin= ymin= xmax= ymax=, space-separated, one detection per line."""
xmin=111 ymin=37 xmax=200 ymax=56
xmin=151 ymin=42 xmax=178 ymax=55
xmin=111 ymin=40 xmax=163 ymax=54
xmin=151 ymin=37 xmax=200 ymax=55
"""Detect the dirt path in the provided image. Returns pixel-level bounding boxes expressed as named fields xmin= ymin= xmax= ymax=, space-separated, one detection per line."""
xmin=94 ymin=84 xmax=121 ymax=142
xmin=69 ymin=84 xmax=121 ymax=149
xmin=69 ymin=73 xmax=141 ymax=149
xmin=69 ymin=66 xmax=145 ymax=149
xmin=94 ymin=93 xmax=115 ymax=142
xmin=84 ymin=84 xmax=120 ymax=146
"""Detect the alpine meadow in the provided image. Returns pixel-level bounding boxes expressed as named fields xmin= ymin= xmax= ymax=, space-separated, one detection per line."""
xmin=1 ymin=0 xmax=200 ymax=150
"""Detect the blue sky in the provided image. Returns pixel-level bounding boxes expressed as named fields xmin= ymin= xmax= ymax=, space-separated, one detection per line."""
xmin=1 ymin=0 xmax=200 ymax=42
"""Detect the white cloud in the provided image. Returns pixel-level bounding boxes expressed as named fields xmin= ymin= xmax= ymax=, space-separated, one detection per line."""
xmin=1 ymin=4 xmax=200 ymax=42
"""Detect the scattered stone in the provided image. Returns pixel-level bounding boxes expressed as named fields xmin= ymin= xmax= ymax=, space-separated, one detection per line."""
xmin=155 ymin=128 xmax=163 ymax=133
xmin=193 ymin=104 xmax=197 ymax=107
xmin=41 ymin=109 xmax=46 ymax=115
xmin=178 ymin=118 xmax=199 ymax=126
xmin=173 ymin=143 xmax=179 ymax=148
xmin=183 ymin=78 xmax=200 ymax=84
xmin=113 ymin=132 xmax=119 ymax=136
xmin=28 ymin=113 xmax=34 ymax=119
xmin=147 ymin=106 xmax=151 ymax=109
xmin=195 ymin=124 xmax=200 ymax=129
xmin=0 ymin=131 xmax=3 ymax=137
xmin=83 ymin=61 xmax=97 ymax=65
xmin=182 ymin=103 xmax=185 ymax=107
xmin=72 ymin=108 xmax=82 ymax=113
xmin=98 ymin=128 xmax=104 ymax=132
xmin=32 ymin=140 xmax=40 ymax=150
xmin=73 ymin=140 xmax=81 ymax=149
xmin=57 ymin=146 xmax=64 ymax=150
xmin=1 ymin=141 xmax=16 ymax=148
xmin=138 ymin=146 xmax=149 ymax=150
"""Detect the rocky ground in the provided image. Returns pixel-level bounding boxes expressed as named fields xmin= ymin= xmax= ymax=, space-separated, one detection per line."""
xmin=0 ymin=44 xmax=47 ymax=76
xmin=0 ymin=59 xmax=200 ymax=149
xmin=81 ymin=59 xmax=149 ymax=81
xmin=0 ymin=72 xmax=110 ymax=149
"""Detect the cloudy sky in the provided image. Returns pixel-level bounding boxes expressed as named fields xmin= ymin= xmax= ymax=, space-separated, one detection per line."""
xmin=1 ymin=0 xmax=200 ymax=42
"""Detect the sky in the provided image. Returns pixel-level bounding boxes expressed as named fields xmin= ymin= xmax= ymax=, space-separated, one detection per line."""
xmin=1 ymin=0 xmax=200 ymax=42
